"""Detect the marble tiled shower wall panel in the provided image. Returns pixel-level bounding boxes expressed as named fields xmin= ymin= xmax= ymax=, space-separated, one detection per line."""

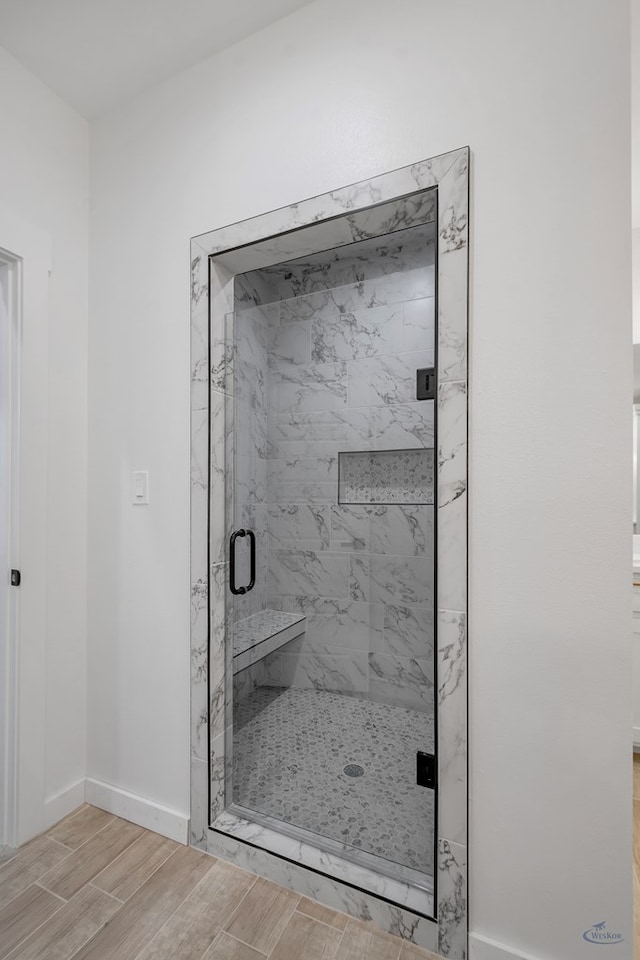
xmin=243 ymin=225 xmax=438 ymax=713
xmin=232 ymin=293 xmax=275 ymax=619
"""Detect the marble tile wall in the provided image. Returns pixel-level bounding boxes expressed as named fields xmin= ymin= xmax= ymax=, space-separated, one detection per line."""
xmin=232 ymin=279 xmax=274 ymax=620
xmin=238 ymin=226 xmax=438 ymax=713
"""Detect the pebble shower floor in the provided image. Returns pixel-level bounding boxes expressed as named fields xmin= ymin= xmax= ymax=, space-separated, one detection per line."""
xmin=233 ymin=686 xmax=435 ymax=879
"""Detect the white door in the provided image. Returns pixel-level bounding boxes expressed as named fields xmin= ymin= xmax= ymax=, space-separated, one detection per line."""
xmin=0 ymin=251 xmax=19 ymax=854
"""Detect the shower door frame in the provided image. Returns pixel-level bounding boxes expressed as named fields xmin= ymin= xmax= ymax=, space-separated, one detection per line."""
xmin=190 ymin=146 xmax=469 ymax=958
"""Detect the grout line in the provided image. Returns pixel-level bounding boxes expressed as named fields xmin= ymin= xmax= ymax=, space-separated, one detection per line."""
xmin=0 ymin=888 xmax=66 ymax=958
xmin=70 ymin=812 xmax=148 ymax=863
xmin=87 ymin=882 xmax=125 ymax=905
xmin=34 ymin=881 xmax=67 ymax=904
xmin=0 ymin=881 xmax=63 ymax=917
xmin=47 ymin=805 xmax=107 ymax=848
xmin=225 ymin=926 xmax=279 ymax=956
xmin=36 ymin=879 xmax=70 ymax=901
xmin=0 ymin=852 xmax=19 ymax=872
xmin=47 ymin=836 xmax=75 ymax=853
xmin=45 ymin=803 xmax=89 ymax=836
xmin=53 ymin=814 xmax=123 ymax=859
xmin=217 ymin=873 xmax=259 ymax=933
xmin=118 ymin=849 xmax=220 ymax=960
xmin=294 ymin=904 xmax=348 ymax=933
xmin=90 ymin=831 xmax=178 ymax=902
xmin=223 ymin=930 xmax=269 ymax=957
xmin=38 ymin=888 xmax=124 ymax=960
xmin=38 ymin=822 xmax=145 ymax=905
xmin=223 ymin=883 xmax=299 ymax=955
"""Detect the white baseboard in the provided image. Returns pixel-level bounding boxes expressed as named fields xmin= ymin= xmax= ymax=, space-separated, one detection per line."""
xmin=85 ymin=778 xmax=189 ymax=844
xmin=43 ymin=780 xmax=86 ymax=829
xmin=470 ymin=932 xmax=541 ymax=960
xmin=633 ymin=727 xmax=640 ymax=751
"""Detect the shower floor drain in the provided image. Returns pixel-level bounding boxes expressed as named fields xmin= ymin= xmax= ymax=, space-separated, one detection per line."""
xmin=343 ymin=763 xmax=365 ymax=778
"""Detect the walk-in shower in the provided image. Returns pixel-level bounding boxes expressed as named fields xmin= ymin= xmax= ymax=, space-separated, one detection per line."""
xmin=190 ymin=147 xmax=468 ymax=958
xmin=229 ymin=216 xmax=437 ymax=888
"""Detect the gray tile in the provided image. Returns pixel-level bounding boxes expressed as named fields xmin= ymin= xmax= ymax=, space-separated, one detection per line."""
xmin=270 ymin=362 xmax=347 ymax=414
xmin=350 ymin=554 xmax=433 ymax=606
xmin=347 ymin=351 xmax=434 ymax=408
xmin=368 ymin=653 xmax=434 ymax=712
xmin=233 ymin=687 xmax=434 ymax=875
xmin=330 ymin=505 xmax=432 ymax=556
xmin=311 ymin=305 xmax=403 ymax=363
xmin=375 ymin=402 xmax=434 ymax=450
xmin=269 ymin=548 xmax=350 ymax=599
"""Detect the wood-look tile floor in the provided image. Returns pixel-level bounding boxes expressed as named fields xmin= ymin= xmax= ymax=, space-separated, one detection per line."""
xmin=0 ymin=805 xmax=438 ymax=960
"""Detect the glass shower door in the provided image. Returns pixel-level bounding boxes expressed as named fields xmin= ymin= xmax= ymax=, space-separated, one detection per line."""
xmin=228 ymin=221 xmax=437 ymax=888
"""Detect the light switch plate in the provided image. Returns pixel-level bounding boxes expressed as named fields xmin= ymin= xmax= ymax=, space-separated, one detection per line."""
xmin=131 ymin=470 xmax=149 ymax=505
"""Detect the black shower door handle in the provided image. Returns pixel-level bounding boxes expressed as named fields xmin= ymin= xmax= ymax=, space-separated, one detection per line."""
xmin=229 ymin=529 xmax=256 ymax=595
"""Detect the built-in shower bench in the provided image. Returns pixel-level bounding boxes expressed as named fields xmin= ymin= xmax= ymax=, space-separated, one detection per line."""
xmin=232 ymin=609 xmax=306 ymax=674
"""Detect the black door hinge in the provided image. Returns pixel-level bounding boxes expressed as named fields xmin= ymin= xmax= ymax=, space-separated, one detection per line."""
xmin=416 ymin=751 xmax=436 ymax=789
xmin=416 ymin=367 xmax=435 ymax=401
xmin=10 ymin=570 xmax=20 ymax=586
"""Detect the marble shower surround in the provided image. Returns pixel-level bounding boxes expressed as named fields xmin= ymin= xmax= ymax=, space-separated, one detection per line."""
xmin=190 ymin=147 xmax=469 ymax=959
xmin=237 ymin=225 xmax=437 ymax=712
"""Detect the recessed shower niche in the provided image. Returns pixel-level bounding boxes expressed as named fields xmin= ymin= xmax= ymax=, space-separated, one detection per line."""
xmin=190 ymin=148 xmax=468 ymax=958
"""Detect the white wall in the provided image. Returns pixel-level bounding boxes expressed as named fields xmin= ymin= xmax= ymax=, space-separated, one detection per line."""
xmin=88 ymin=1 xmax=632 ymax=957
xmin=0 ymin=46 xmax=89 ymax=833
xmin=633 ymin=230 xmax=640 ymax=343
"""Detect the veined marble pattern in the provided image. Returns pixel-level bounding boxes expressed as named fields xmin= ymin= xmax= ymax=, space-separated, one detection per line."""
xmin=235 ymin=268 xmax=280 ymax=310
xmin=270 ymin=359 xmax=348 ymax=414
xmin=271 ymin=407 xmax=376 ymax=449
xmin=346 ymin=193 xmax=436 ymax=244
xmin=347 ymin=350 xmax=435 ymax=408
xmin=437 ymin=841 xmax=467 ymax=959
xmin=349 ymin=554 xmax=433 ymax=607
xmin=269 ymin=318 xmax=311 ymax=368
xmin=191 ymin=146 xmax=468 ymax=957
xmin=437 ymin=611 xmax=466 ymax=846
xmin=273 ymin=648 xmax=369 ymax=696
xmin=271 ymin=596 xmax=383 ymax=654
xmin=240 ymin=220 xmax=436 ymax=301
xmin=233 ymin=686 xmax=434 ymax=874
xmin=268 ymin=455 xmax=338 ymax=487
xmin=190 ymin=251 xmax=210 ymax=413
xmin=437 ymin=381 xmax=467 ymax=613
xmin=404 ymin=297 xmax=436 ymax=354
xmin=311 ymin=304 xmax=403 ymax=363
xmin=368 ymin=652 xmax=434 ymax=713
xmin=190 ymin=576 xmax=209 ymax=763
xmin=375 ymin=401 xmax=434 ymax=450
xmin=330 ymin=504 xmax=432 ymax=556
xmin=279 ymin=269 xmax=433 ymax=326
xmin=263 ymin=215 xmax=438 ymax=750
xmin=376 ymin=602 xmax=434 ymax=661
xmin=269 ymin=548 xmax=350 ymax=599
xmin=206 ymin=816 xmax=437 ymax=945
xmin=232 ymin=289 xmax=269 ymax=619
xmin=338 ymin=450 xmax=434 ymax=505
xmin=194 ymin=153 xmax=456 ymax=260
xmin=267 ymin=503 xmax=331 ymax=549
